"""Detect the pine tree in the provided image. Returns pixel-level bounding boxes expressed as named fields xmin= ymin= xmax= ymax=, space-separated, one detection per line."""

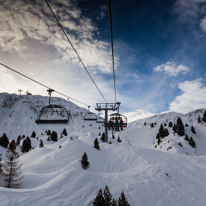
xmin=47 ymin=130 xmax=51 ymax=135
xmin=184 ymin=134 xmax=189 ymax=141
xmin=118 ymin=191 xmax=130 ymax=206
xmin=31 ymin=131 xmax=36 ymax=138
xmin=81 ymin=152 xmax=89 ymax=169
xmin=157 ymin=138 xmax=161 ymax=145
xmin=202 ymin=111 xmax=206 ymax=122
xmin=0 ymin=133 xmax=9 ymax=148
xmin=157 ymin=125 xmax=169 ymax=138
xmin=112 ymin=134 xmax=115 ymax=139
xmin=159 ymin=124 xmax=164 ymax=135
xmin=197 ymin=116 xmax=202 ymax=123
xmin=9 ymin=139 xmax=16 ymax=153
xmin=62 ymin=128 xmax=67 ymax=136
xmin=1 ymin=152 xmax=23 ymax=188
xmin=16 ymin=135 xmax=21 ymax=146
xmin=94 ymin=138 xmax=100 ymax=150
xmin=103 ymin=185 xmax=113 ymax=205
xmin=173 ymin=124 xmax=177 ymax=133
xmin=101 ymin=133 xmax=105 ymax=143
xmin=117 ymin=136 xmax=122 ymax=142
xmin=156 ymin=133 xmax=160 ymax=139
xmin=51 ymin=131 xmax=58 ymax=141
xmin=168 ymin=121 xmax=173 ymax=127
xmin=93 ymin=188 xmax=105 ymax=206
xmin=176 ymin=117 xmax=185 ymax=136
xmin=111 ymin=198 xmax=117 ymax=206
xmin=189 ymin=137 xmax=196 ymax=148
xmin=39 ymin=140 xmax=44 ymax=148
xmin=191 ymin=126 xmax=196 ymax=134
xmin=22 ymin=137 xmax=32 ymax=153
xmin=151 ymin=123 xmax=154 ymax=128
xmin=0 ymin=153 xmax=2 ymax=174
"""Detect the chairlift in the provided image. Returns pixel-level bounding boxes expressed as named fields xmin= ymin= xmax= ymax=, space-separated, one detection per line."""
xmin=96 ymin=113 xmax=105 ymax=123
xmin=105 ymin=113 xmax=127 ymax=130
xmin=35 ymin=89 xmax=69 ymax=124
xmin=84 ymin=106 xmax=98 ymax=121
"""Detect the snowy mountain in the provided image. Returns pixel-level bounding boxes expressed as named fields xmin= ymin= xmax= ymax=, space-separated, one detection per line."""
xmin=0 ymin=93 xmax=206 ymax=206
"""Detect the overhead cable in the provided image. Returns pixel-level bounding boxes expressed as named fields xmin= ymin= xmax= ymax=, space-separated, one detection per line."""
xmin=108 ymin=0 xmax=117 ymax=103
xmin=0 ymin=62 xmax=93 ymax=108
xmin=45 ymin=0 xmax=107 ymax=103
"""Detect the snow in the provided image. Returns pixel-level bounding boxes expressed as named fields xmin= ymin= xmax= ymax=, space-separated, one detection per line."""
xmin=0 ymin=93 xmax=206 ymax=205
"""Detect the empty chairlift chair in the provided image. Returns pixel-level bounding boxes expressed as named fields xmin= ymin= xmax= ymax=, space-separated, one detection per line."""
xmin=84 ymin=106 xmax=98 ymax=121
xmin=96 ymin=113 xmax=105 ymax=124
xmin=35 ymin=89 xmax=69 ymax=125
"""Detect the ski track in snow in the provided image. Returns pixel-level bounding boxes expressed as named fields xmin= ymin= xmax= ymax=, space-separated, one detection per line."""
xmin=0 ymin=93 xmax=206 ymax=205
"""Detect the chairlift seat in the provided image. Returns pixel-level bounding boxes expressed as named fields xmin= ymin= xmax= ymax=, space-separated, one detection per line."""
xmin=84 ymin=112 xmax=98 ymax=121
xmin=35 ymin=119 xmax=69 ymax=124
xmin=105 ymin=112 xmax=127 ymax=128
xmin=36 ymin=104 xmax=69 ymax=125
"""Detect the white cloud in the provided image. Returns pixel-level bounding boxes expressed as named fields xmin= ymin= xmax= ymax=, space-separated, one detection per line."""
xmin=169 ymin=78 xmax=206 ymax=113
xmin=123 ymin=109 xmax=156 ymax=123
xmin=174 ymin=0 xmax=206 ymax=34
xmin=173 ymin=0 xmax=206 ymax=22
xmin=126 ymin=72 xmax=139 ymax=79
xmin=0 ymin=0 xmax=117 ymax=74
xmin=153 ymin=61 xmax=189 ymax=76
xmin=200 ymin=16 xmax=206 ymax=32
xmin=0 ymin=66 xmax=44 ymax=95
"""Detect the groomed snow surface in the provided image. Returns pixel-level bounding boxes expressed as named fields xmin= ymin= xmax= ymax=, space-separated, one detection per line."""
xmin=0 ymin=93 xmax=206 ymax=206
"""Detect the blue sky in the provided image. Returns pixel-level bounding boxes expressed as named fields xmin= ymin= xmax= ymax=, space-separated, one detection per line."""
xmin=0 ymin=0 xmax=206 ymax=122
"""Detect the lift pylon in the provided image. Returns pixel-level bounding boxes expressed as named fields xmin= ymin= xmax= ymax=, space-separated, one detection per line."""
xmin=95 ymin=102 xmax=120 ymax=142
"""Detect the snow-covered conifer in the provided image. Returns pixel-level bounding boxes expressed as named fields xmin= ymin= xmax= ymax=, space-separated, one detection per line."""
xmin=189 ymin=137 xmax=196 ymax=148
xmin=17 ymin=136 xmax=21 ymax=145
xmin=184 ymin=134 xmax=189 ymax=141
xmin=0 ymin=133 xmax=9 ymax=148
xmin=9 ymin=139 xmax=16 ymax=153
xmin=103 ymin=185 xmax=113 ymax=205
xmin=94 ymin=138 xmax=100 ymax=150
xmin=22 ymin=137 xmax=31 ymax=153
xmin=176 ymin=117 xmax=185 ymax=136
xmin=118 ymin=191 xmax=130 ymax=206
xmin=31 ymin=131 xmax=36 ymax=138
xmin=202 ymin=111 xmax=206 ymax=122
xmin=81 ymin=152 xmax=89 ymax=169
xmin=1 ymin=152 xmax=23 ymax=188
xmin=39 ymin=140 xmax=44 ymax=148
xmin=168 ymin=121 xmax=173 ymax=127
xmin=0 ymin=153 xmax=2 ymax=174
xmin=51 ymin=131 xmax=58 ymax=141
xmin=93 ymin=188 xmax=105 ymax=206
xmin=62 ymin=128 xmax=67 ymax=136
xmin=101 ymin=133 xmax=105 ymax=142
xmin=191 ymin=126 xmax=196 ymax=134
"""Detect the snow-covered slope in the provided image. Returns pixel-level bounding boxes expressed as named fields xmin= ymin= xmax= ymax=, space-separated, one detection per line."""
xmin=0 ymin=93 xmax=206 ymax=206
